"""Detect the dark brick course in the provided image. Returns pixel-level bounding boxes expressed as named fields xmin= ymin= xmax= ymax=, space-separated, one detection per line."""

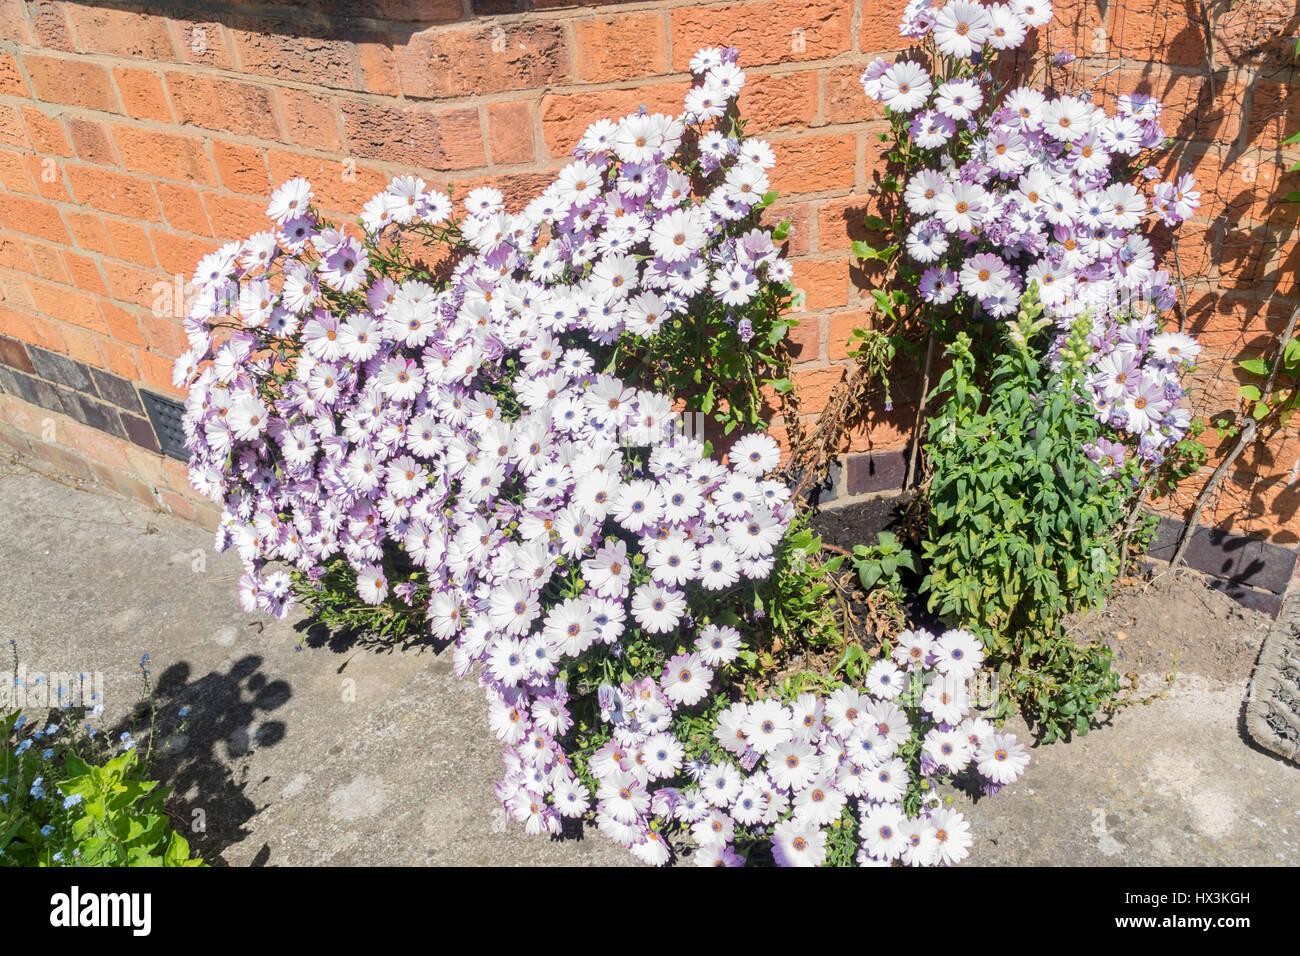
xmin=121 ymin=413 xmax=161 ymax=453
xmin=28 ymin=347 xmax=95 ymax=395
xmin=89 ymin=367 xmax=144 ymax=415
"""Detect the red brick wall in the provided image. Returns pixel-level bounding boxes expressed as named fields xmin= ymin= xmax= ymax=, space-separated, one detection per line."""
xmin=0 ymin=0 xmax=1296 ymax=541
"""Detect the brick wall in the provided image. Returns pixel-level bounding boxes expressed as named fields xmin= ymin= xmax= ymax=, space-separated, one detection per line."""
xmin=0 ymin=0 xmax=1296 ymax=542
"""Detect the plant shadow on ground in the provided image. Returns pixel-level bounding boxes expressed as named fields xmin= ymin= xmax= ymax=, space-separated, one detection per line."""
xmin=293 ymin=617 xmax=442 ymax=661
xmin=105 ymin=656 xmax=290 ymax=866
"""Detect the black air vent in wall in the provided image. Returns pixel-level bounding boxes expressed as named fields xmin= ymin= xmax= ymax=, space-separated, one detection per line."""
xmin=140 ymin=390 xmax=188 ymax=461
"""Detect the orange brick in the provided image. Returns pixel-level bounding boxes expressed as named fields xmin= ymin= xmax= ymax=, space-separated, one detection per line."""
xmin=339 ymin=100 xmax=484 ymax=170
xmin=266 ymin=149 xmax=392 ymax=217
xmin=61 ymin=251 xmax=107 ymax=296
xmin=166 ymin=73 xmax=281 ymax=140
xmin=61 ymin=326 xmax=104 ymax=370
xmin=859 ymin=0 xmax=911 ymax=53
xmin=792 ymin=364 xmax=846 ymax=416
xmin=828 ymin=309 xmax=874 ymax=360
xmin=141 ymin=311 xmax=187 ymax=357
xmin=65 ymin=165 xmax=160 ymax=220
xmin=277 ymin=88 xmax=344 ymax=152
xmin=845 ymin=405 xmax=913 ymax=452
xmin=65 ymin=211 xmax=114 ymax=256
xmin=137 ymin=348 xmax=182 ymax=395
xmin=202 ymin=192 xmax=269 ymax=241
xmin=98 ymin=337 xmax=140 ymax=380
xmin=574 ymin=13 xmax=669 ymax=83
xmin=794 ymin=257 xmax=851 ymax=309
xmin=738 ymin=71 xmax=819 ymax=134
xmin=22 ymin=106 xmax=72 ymax=156
xmin=112 ymin=67 xmax=174 ymax=123
xmin=29 ymin=279 xmax=108 ymax=333
xmin=765 ymin=199 xmax=813 ymax=256
xmin=357 ymin=35 xmax=401 ymax=97
xmin=0 ymin=193 xmax=70 ymax=243
xmin=824 ymin=66 xmax=884 ymax=126
xmin=487 ymin=101 xmax=535 ymax=166
xmin=155 ymin=182 xmax=212 ymax=237
xmin=160 ymin=490 xmax=196 ymax=521
xmin=0 ymin=272 xmax=37 ymax=312
xmin=0 ymin=235 xmax=32 ymax=272
xmin=0 ymin=305 xmax=65 ymax=352
xmin=0 ymin=0 xmax=35 ymax=45
xmin=769 ymin=133 xmax=857 ymax=194
xmin=785 ymin=313 xmax=823 ymax=363
xmin=671 ymin=0 xmax=852 ymax=70
xmin=817 ymin=194 xmax=890 ymax=251
xmin=104 ymin=219 xmax=158 ymax=268
xmin=226 ymin=19 xmax=359 ymax=90
xmin=0 ymin=104 xmax=29 ymax=149
xmin=212 ymin=140 xmax=268 ymax=195
xmin=65 ymin=117 xmax=118 ymax=166
xmin=102 ymin=260 xmax=164 ymax=311
xmin=100 ymin=301 xmax=146 ymax=347
xmin=111 ymin=125 xmax=216 ymax=186
xmin=0 ymin=51 xmax=27 ymax=97
xmin=1106 ymin=0 xmax=1208 ymax=68
xmin=0 ymin=148 xmax=33 ymax=194
xmin=151 ymin=229 xmax=218 ymax=278
xmin=1106 ymin=68 xmax=1245 ymax=146
xmin=65 ymin=4 xmax=176 ymax=59
xmin=23 ymin=55 xmax=119 ymax=112
xmin=26 ymin=241 xmax=70 ymax=283
xmin=23 ymin=154 xmax=70 ymax=201
xmin=167 ymin=18 xmax=235 ymax=71
xmin=393 ymin=23 xmax=569 ymax=100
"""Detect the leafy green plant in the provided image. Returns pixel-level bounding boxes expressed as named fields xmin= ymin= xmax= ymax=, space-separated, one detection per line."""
xmin=1 ymin=641 xmax=203 ymax=867
xmin=850 ymin=531 xmax=916 ymax=601
xmin=918 ymin=293 xmax=1127 ymax=741
xmin=1 ymin=713 xmax=202 ymax=867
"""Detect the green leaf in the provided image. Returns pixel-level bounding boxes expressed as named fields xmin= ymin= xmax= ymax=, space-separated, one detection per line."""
xmin=850 ymin=239 xmax=877 ymax=261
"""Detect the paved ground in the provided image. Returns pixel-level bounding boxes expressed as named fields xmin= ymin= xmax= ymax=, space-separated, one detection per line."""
xmin=4 ymin=454 xmax=1299 ymax=866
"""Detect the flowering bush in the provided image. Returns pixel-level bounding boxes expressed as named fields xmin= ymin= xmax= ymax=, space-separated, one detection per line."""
xmin=176 ymin=47 xmax=1023 ymax=865
xmin=836 ymin=0 xmax=1211 ymax=736
xmin=858 ymin=0 xmax=1203 ymax=470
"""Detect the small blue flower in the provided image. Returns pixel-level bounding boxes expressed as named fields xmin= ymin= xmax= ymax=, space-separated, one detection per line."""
xmin=42 ymin=748 xmax=53 ymax=760
xmin=62 ymin=794 xmax=83 ymax=809
xmin=52 ymin=851 xmax=63 ymax=862
xmin=178 ymin=707 xmax=190 ymax=718
xmin=40 ymin=825 xmax=54 ymax=837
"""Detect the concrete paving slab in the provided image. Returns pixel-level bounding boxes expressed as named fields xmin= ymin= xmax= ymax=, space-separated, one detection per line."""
xmin=0 ymin=459 xmax=630 ymax=866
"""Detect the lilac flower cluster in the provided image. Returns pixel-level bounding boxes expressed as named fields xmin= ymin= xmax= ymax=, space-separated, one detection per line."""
xmin=177 ymin=46 xmax=1020 ymax=866
xmin=575 ymin=626 xmax=1026 ymax=866
xmin=860 ymin=0 xmax=1204 ymax=459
